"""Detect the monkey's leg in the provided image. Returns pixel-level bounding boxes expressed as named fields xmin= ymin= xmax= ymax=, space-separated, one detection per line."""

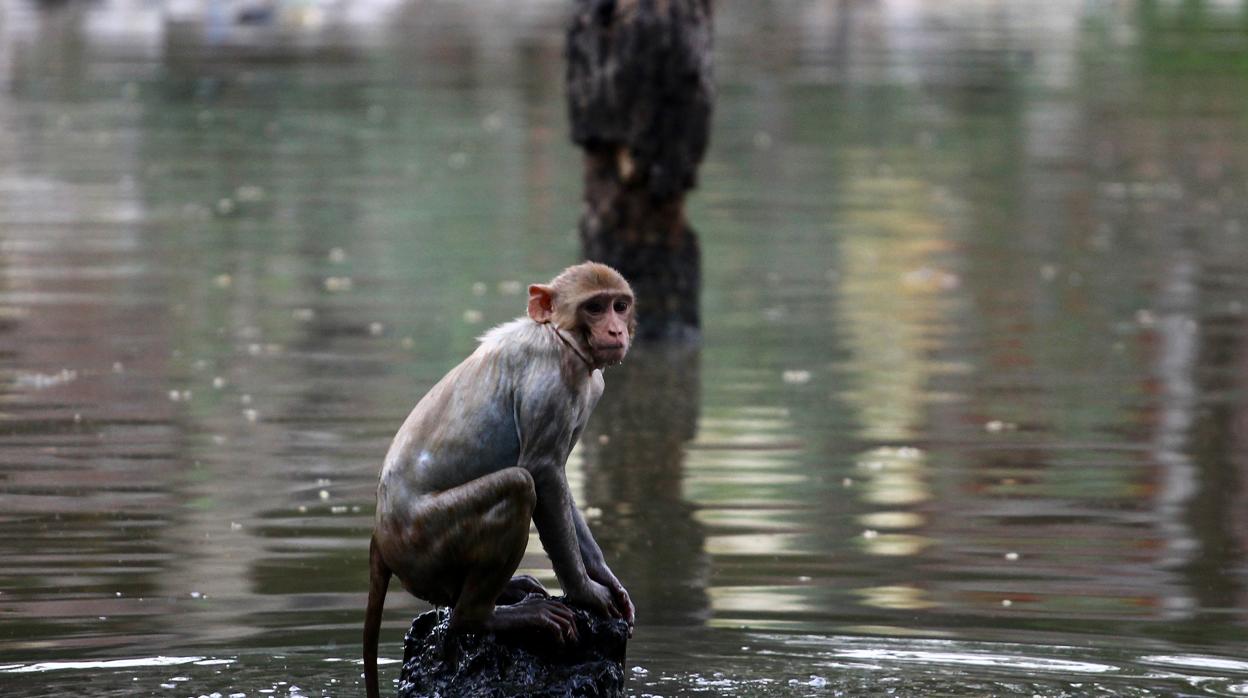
xmin=402 ymin=467 xmax=576 ymax=642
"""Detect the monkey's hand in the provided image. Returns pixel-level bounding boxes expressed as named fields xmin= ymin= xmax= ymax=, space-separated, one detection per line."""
xmin=585 ymin=566 xmax=636 ymax=631
xmin=567 ymin=579 xmax=623 ymax=624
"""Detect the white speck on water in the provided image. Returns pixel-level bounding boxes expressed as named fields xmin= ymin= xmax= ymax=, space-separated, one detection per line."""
xmin=631 ymin=666 xmax=649 ymax=676
xmin=98 ymin=616 xmax=107 ymax=620
xmin=782 ymin=369 xmax=812 ymax=385
xmin=319 ymin=490 xmax=330 ymax=501
xmin=73 ymin=413 xmax=82 ymax=423
xmin=369 ymin=322 xmax=385 ymax=336
xmin=985 ymin=420 xmax=1017 ymax=433
xmin=230 ymin=522 xmax=243 ymax=531
xmin=1041 ymin=264 xmax=1058 ymax=281
xmin=160 ymin=683 xmax=176 ymax=689
xmin=482 ymin=112 xmax=504 ymax=133
xmin=236 ymin=185 xmax=264 ymax=202
xmin=292 ymin=308 xmax=315 ymax=321
xmin=472 ymin=282 xmax=488 ymax=296
xmin=463 ymin=309 xmax=483 ymax=324
xmin=214 ymin=273 xmax=233 ymax=288
xmin=113 ymin=361 xmax=124 ymax=373
xmin=115 ymin=592 xmax=122 ymax=597
xmin=331 ymin=505 xmax=348 ymax=514
xmin=862 ymin=529 xmax=879 ymax=539
xmin=598 ymin=434 xmax=610 ymax=445
xmin=213 ymin=377 xmax=226 ymax=389
xmin=1136 ymin=309 xmax=1156 ymax=326
xmin=328 ymin=247 xmax=347 ymax=263
xmin=842 ymin=477 xmax=854 ymax=487
xmin=243 ymin=409 xmax=258 ymax=423
xmin=325 ymin=276 xmax=353 ymax=292
xmin=16 ymin=369 xmax=78 ymax=390
xmin=190 ymin=592 xmax=202 ymax=599
xmin=316 ymin=478 xmax=332 ymax=486
xmin=297 ymin=505 xmax=307 ymax=513
xmin=169 ymin=390 xmax=181 ymax=402
xmin=215 ymin=198 xmax=235 ymax=216
xmin=240 ymin=394 xmax=252 ymax=405
xmin=1002 ymin=599 xmax=1013 ymax=607
xmin=1005 ymin=552 xmax=1020 ymax=561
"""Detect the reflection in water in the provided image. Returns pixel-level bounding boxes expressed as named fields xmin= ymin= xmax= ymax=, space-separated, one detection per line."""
xmin=2 ymin=0 xmax=1248 ymax=695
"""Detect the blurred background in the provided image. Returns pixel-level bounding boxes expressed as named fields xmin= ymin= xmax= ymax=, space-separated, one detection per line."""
xmin=2 ymin=0 xmax=1248 ymax=695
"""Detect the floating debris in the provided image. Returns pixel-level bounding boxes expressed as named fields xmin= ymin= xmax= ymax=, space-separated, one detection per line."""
xmin=328 ymin=247 xmax=347 ymax=264
xmin=1005 ymin=552 xmax=1020 ymax=561
xmin=215 ymin=198 xmax=236 ymax=216
xmin=369 ymin=322 xmax=385 ymax=336
xmin=243 ymin=409 xmax=258 ymax=423
xmin=984 ymin=420 xmax=1017 ymax=433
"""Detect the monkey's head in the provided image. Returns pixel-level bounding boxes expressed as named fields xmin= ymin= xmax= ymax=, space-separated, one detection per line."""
xmin=527 ymin=262 xmax=635 ymax=369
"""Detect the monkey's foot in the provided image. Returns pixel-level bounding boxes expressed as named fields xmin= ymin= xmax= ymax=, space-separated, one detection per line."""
xmin=399 ymin=599 xmax=629 ymax=698
xmin=496 ymin=574 xmax=549 ymax=605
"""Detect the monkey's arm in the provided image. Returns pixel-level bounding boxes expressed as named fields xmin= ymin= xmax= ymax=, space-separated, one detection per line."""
xmin=571 ymin=504 xmax=635 ymax=626
xmin=529 ymin=464 xmax=593 ymax=594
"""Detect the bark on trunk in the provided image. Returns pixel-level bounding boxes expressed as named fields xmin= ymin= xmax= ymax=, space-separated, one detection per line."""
xmin=566 ymin=0 xmax=713 ymax=342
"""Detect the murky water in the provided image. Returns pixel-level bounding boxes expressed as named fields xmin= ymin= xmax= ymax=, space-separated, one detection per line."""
xmin=3 ymin=0 xmax=1248 ymax=695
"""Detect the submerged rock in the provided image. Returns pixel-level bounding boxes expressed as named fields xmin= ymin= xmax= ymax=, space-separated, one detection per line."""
xmin=397 ymin=600 xmax=629 ymax=698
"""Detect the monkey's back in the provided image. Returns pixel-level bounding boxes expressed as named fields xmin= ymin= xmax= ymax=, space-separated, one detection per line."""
xmin=375 ymin=319 xmax=564 ymax=518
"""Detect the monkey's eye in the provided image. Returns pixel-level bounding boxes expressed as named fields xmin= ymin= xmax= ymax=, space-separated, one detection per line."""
xmin=584 ymin=300 xmax=606 ymax=315
xmin=613 ymin=299 xmax=631 ymax=313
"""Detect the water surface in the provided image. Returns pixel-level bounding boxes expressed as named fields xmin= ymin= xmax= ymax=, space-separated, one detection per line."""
xmin=2 ymin=1 xmax=1248 ymax=695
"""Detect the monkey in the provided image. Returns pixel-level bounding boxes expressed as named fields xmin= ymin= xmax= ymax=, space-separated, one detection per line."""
xmin=363 ymin=262 xmax=637 ymax=698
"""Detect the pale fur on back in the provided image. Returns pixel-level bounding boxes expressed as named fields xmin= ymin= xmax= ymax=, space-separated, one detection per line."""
xmin=477 ymin=317 xmax=545 ymax=350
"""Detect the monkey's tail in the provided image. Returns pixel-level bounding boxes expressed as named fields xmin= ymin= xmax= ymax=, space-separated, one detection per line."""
xmin=364 ymin=533 xmax=392 ymax=698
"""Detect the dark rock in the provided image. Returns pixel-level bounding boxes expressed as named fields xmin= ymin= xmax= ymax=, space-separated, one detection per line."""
xmin=397 ymin=600 xmax=629 ymax=698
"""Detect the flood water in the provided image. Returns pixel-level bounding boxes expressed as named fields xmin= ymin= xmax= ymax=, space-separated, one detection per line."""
xmin=2 ymin=0 xmax=1248 ymax=695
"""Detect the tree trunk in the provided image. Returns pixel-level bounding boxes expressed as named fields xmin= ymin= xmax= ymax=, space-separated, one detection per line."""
xmin=566 ymin=0 xmax=714 ymax=342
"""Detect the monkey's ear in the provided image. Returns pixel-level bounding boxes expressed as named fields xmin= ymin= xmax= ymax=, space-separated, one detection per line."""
xmin=527 ymin=284 xmax=555 ymax=323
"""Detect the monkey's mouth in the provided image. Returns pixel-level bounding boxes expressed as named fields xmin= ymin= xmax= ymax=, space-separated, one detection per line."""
xmin=593 ymin=344 xmax=627 ymax=365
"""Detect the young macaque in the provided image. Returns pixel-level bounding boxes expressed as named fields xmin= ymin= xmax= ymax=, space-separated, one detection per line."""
xmin=363 ymin=262 xmax=637 ymax=698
